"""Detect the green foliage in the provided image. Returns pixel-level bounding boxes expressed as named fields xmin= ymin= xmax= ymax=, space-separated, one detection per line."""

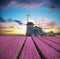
xmin=47 ymin=31 xmax=55 ymax=36
xmin=41 ymin=32 xmax=47 ymax=36
xmin=55 ymin=32 xmax=60 ymax=36
xmin=41 ymin=31 xmax=55 ymax=36
xmin=42 ymin=31 xmax=60 ymax=36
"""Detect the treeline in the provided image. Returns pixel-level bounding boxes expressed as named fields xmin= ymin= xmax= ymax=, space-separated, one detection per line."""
xmin=41 ymin=31 xmax=60 ymax=36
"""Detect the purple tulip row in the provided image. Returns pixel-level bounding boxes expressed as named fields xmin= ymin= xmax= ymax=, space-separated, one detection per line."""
xmin=20 ymin=36 xmax=41 ymax=59
xmin=0 ymin=36 xmax=26 ymax=59
xmin=32 ymin=36 xmax=60 ymax=59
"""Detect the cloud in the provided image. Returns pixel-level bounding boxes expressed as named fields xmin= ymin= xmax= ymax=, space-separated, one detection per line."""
xmin=0 ymin=0 xmax=60 ymax=9
xmin=15 ymin=0 xmax=43 ymax=6
xmin=0 ymin=0 xmax=13 ymax=7
xmin=0 ymin=0 xmax=43 ymax=8
xmin=39 ymin=17 xmax=58 ymax=27
xmin=14 ymin=20 xmax=23 ymax=24
xmin=51 ymin=0 xmax=60 ymax=8
xmin=47 ymin=0 xmax=60 ymax=9
xmin=0 ymin=17 xmax=5 ymax=22
xmin=39 ymin=18 xmax=51 ymax=26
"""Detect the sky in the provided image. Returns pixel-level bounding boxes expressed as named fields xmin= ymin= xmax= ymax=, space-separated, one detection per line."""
xmin=0 ymin=0 xmax=60 ymax=24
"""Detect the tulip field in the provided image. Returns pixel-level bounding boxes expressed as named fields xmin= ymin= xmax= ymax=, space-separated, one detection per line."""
xmin=0 ymin=36 xmax=60 ymax=59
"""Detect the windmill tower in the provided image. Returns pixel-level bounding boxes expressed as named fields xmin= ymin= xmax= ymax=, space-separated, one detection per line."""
xmin=27 ymin=14 xmax=30 ymax=23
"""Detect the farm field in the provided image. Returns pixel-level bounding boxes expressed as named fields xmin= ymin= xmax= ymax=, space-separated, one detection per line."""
xmin=0 ymin=36 xmax=60 ymax=59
